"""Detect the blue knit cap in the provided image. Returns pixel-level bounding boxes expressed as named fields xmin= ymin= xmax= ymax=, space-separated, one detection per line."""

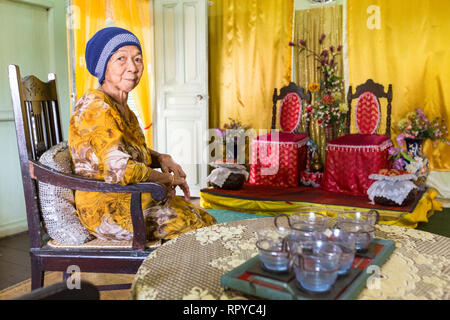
xmin=85 ymin=27 xmax=142 ymax=84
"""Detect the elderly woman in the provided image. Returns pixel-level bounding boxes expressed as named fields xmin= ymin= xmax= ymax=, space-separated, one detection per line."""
xmin=68 ymin=27 xmax=216 ymax=241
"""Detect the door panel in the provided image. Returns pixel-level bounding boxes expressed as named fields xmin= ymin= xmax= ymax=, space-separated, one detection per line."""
xmin=0 ymin=0 xmax=68 ymax=237
xmin=162 ymin=4 xmax=177 ymax=83
xmin=183 ymin=2 xmax=199 ymax=83
xmin=154 ymin=0 xmax=208 ymax=197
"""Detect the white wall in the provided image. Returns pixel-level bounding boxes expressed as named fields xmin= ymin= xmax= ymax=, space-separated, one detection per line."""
xmin=0 ymin=0 xmax=70 ymax=238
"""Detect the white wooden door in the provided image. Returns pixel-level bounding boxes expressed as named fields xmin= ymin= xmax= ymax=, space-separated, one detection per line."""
xmin=153 ymin=0 xmax=208 ymax=197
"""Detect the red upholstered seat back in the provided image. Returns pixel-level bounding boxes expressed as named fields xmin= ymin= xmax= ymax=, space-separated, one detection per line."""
xmin=279 ymin=92 xmax=302 ymax=133
xmin=355 ymin=91 xmax=381 ymax=134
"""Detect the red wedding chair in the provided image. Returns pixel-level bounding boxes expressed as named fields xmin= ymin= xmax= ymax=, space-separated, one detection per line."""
xmin=321 ymin=79 xmax=393 ymax=196
xmin=249 ymin=82 xmax=311 ymax=187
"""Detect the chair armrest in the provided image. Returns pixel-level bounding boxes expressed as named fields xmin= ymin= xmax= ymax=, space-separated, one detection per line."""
xmin=29 ymin=160 xmax=168 ymax=250
xmin=29 ymin=160 xmax=167 ymax=201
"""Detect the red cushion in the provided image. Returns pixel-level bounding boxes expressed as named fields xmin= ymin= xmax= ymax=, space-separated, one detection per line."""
xmin=255 ymin=132 xmax=308 ymax=143
xmin=355 ymin=91 xmax=381 ymax=134
xmin=279 ymin=93 xmax=302 ymax=132
xmin=328 ymin=133 xmax=390 ymax=147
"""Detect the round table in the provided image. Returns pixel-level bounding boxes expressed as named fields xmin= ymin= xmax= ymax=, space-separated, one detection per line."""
xmin=130 ymin=217 xmax=450 ymax=300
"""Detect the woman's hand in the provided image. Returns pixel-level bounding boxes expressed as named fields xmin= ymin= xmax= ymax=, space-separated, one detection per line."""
xmin=158 ymin=154 xmax=187 ymax=180
xmin=163 ymin=172 xmax=190 ymax=202
xmin=158 ymin=154 xmax=191 ymax=201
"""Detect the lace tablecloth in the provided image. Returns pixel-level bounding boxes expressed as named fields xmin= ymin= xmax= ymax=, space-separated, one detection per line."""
xmin=130 ymin=218 xmax=450 ymax=300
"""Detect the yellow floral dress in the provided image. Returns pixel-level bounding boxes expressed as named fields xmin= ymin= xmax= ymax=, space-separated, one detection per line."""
xmin=68 ymin=89 xmax=216 ymax=241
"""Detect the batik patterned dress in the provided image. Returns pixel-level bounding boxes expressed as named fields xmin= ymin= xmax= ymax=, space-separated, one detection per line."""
xmin=68 ymin=89 xmax=216 ymax=241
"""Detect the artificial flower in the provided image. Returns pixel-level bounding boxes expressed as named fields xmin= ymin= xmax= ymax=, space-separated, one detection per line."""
xmin=322 ymin=94 xmax=334 ymax=105
xmin=308 ymin=82 xmax=320 ymax=92
xmin=393 ymin=158 xmax=406 ymax=170
xmin=396 ymin=108 xmax=450 ymax=147
xmin=339 ymin=103 xmax=348 ymax=113
xmin=332 ymin=91 xmax=342 ymax=101
xmin=290 ymin=34 xmax=346 ymax=129
xmin=319 ymin=33 xmax=326 ymax=44
xmin=216 ymin=118 xmax=249 ymax=145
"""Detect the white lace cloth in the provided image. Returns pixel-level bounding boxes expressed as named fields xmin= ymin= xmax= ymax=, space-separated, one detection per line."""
xmin=367 ymin=172 xmax=418 ymax=205
xmin=130 ymin=217 xmax=450 ymax=300
xmin=206 ymin=167 xmax=249 ymax=188
xmin=367 ymin=180 xmax=418 ymax=205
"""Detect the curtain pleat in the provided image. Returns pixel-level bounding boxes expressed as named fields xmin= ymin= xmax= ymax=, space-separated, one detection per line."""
xmin=208 ymin=0 xmax=294 ymax=132
xmin=347 ymin=0 xmax=450 ymax=171
xmin=293 ymin=5 xmax=343 ymax=164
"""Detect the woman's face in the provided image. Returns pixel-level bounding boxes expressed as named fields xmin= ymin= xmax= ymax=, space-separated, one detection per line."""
xmin=103 ymin=45 xmax=143 ymax=93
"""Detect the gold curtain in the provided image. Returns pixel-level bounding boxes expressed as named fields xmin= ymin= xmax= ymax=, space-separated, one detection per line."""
xmin=71 ymin=0 xmax=106 ymax=105
xmin=208 ymin=0 xmax=294 ymax=132
xmin=71 ymin=0 xmax=154 ymax=147
xmin=347 ymin=0 xmax=450 ymax=171
xmin=293 ymin=5 xmax=343 ymax=164
xmin=422 ymin=51 xmax=450 ymax=171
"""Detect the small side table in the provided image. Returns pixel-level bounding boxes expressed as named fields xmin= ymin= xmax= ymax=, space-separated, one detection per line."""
xmin=249 ymin=133 xmax=308 ymax=187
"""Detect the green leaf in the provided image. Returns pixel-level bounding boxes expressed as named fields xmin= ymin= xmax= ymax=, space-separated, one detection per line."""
xmin=400 ymin=151 xmax=414 ymax=162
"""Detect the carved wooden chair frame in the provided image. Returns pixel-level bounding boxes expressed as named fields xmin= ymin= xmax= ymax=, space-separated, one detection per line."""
xmin=9 ymin=64 xmax=167 ymax=291
xmin=271 ymin=82 xmax=312 ymax=134
xmin=346 ymin=79 xmax=393 ymax=137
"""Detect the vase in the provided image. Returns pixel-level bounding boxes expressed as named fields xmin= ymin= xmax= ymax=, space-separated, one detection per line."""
xmin=404 ymin=138 xmax=428 ymax=191
xmin=223 ymin=142 xmax=237 ymax=161
xmin=404 ymin=138 xmax=423 ymax=158
xmin=324 ymin=124 xmax=335 ymax=142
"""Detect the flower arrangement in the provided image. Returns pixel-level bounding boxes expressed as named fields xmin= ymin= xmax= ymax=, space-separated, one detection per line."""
xmin=216 ymin=118 xmax=250 ymax=162
xmin=216 ymin=118 xmax=249 ymax=144
xmin=388 ymin=145 xmax=428 ymax=186
xmin=290 ymin=34 xmax=347 ymax=129
xmin=388 ymin=146 xmax=415 ymax=171
xmin=396 ymin=108 xmax=450 ymax=147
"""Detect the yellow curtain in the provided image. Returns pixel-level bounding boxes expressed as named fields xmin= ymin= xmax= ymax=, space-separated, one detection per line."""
xmin=208 ymin=0 xmax=294 ymax=132
xmin=347 ymin=0 xmax=450 ymax=171
xmin=422 ymin=50 xmax=450 ymax=171
xmin=71 ymin=0 xmax=154 ymax=147
xmin=293 ymin=5 xmax=343 ymax=164
xmin=71 ymin=0 xmax=106 ymax=106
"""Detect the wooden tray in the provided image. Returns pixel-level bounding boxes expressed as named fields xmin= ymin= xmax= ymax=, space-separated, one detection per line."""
xmin=220 ymin=238 xmax=395 ymax=300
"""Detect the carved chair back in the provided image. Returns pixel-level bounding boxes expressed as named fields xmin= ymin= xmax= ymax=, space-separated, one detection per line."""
xmin=346 ymin=79 xmax=393 ymax=137
xmin=271 ymin=82 xmax=312 ymax=134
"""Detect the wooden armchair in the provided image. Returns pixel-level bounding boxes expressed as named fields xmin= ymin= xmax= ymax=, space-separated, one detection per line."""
xmin=8 ymin=65 xmax=167 ymax=291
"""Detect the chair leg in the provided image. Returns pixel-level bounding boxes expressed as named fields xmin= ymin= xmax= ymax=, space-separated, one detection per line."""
xmin=30 ymin=257 xmax=44 ymax=290
xmin=62 ymin=272 xmax=71 ymax=282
